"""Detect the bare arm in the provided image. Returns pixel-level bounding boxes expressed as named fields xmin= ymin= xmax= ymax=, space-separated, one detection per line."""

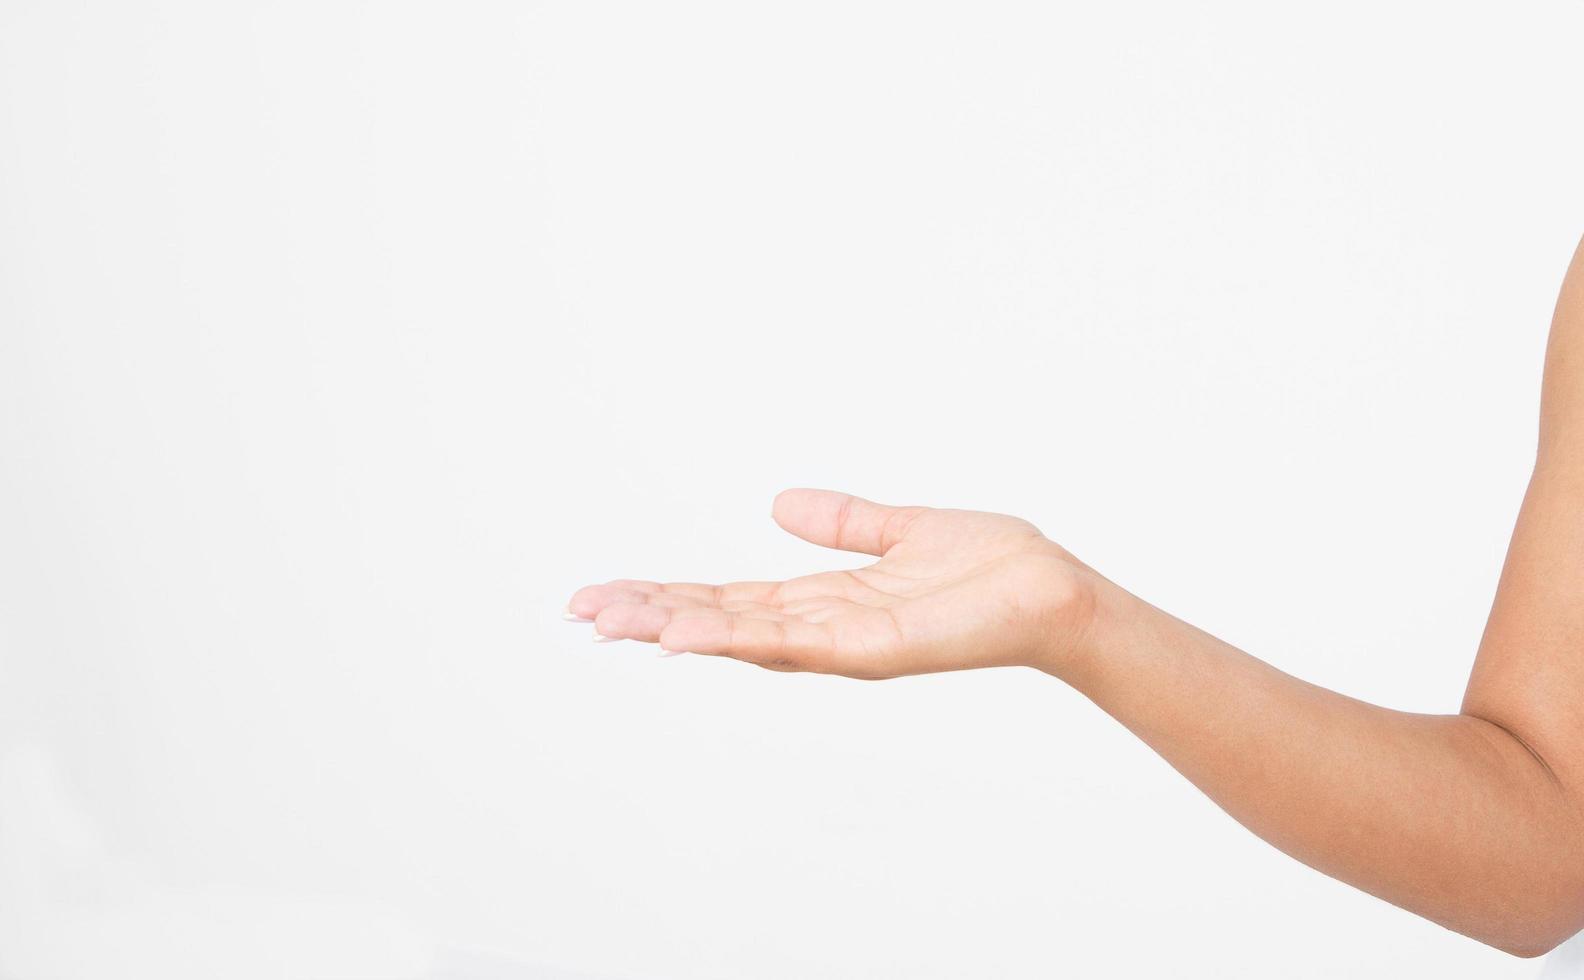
xmin=569 ymin=236 xmax=1584 ymax=956
xmin=1037 ymin=238 xmax=1584 ymax=956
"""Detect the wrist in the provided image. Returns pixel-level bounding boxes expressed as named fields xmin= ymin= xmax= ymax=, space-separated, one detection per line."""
xmin=1029 ymin=567 xmax=1139 ymax=682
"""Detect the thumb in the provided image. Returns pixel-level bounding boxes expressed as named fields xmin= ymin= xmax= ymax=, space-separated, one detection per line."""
xmin=771 ymin=489 xmax=925 ymax=556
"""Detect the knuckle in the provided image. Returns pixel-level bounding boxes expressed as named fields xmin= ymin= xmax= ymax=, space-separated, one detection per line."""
xmin=832 ymin=494 xmax=855 ymax=547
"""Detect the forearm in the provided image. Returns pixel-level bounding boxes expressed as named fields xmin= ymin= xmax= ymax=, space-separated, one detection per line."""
xmin=1045 ymin=579 xmax=1584 ymax=956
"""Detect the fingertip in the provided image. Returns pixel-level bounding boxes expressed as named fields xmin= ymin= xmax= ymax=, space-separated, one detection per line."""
xmin=657 ymin=623 xmax=686 ymax=652
xmin=659 ymin=618 xmax=724 ymax=657
xmin=568 ymin=583 xmax=654 ymax=622
xmin=771 ymin=487 xmax=824 ymax=529
xmin=566 ymin=586 xmax=602 ymax=620
xmin=595 ymin=602 xmax=671 ymax=644
xmin=592 ymin=605 xmax=626 ymax=641
xmin=771 ymin=488 xmax=797 ymax=522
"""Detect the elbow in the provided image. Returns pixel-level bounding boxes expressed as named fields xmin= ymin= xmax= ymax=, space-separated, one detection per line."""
xmin=1441 ymin=864 xmax=1584 ymax=959
xmin=1494 ymin=936 xmax=1568 ymax=960
xmin=1476 ymin=903 xmax=1584 ymax=959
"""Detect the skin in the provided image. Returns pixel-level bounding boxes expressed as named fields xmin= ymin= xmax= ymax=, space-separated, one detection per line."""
xmin=568 ymin=236 xmax=1584 ymax=958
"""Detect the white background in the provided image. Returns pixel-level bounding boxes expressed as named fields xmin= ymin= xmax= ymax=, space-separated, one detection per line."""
xmin=3 ymin=2 xmax=1583 ymax=977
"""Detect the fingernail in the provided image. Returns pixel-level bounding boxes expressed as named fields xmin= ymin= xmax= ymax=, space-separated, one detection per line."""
xmin=592 ymin=631 xmax=618 ymax=643
xmin=658 ymin=648 xmax=686 ymax=657
xmin=562 ymin=608 xmax=592 ymax=623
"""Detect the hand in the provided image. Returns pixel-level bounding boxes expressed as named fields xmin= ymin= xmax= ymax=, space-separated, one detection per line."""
xmin=566 ymin=489 xmax=1099 ymax=679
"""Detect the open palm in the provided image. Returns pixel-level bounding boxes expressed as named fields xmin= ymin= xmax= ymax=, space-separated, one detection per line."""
xmin=566 ymin=489 xmax=1095 ymax=679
